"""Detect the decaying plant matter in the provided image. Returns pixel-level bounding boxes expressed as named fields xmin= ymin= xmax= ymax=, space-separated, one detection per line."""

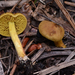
xmin=0 ymin=0 xmax=75 ymax=75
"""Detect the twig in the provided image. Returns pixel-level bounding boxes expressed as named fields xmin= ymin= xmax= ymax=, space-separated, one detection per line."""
xmin=49 ymin=58 xmax=63 ymax=75
xmin=38 ymin=13 xmax=54 ymax=22
xmin=24 ymin=40 xmax=34 ymax=52
xmin=67 ymin=9 xmax=75 ymax=13
xmin=64 ymin=1 xmax=75 ymax=7
xmin=0 ymin=56 xmax=10 ymax=60
xmin=51 ymin=47 xmax=75 ymax=50
xmin=31 ymin=47 xmax=45 ymax=63
xmin=7 ymin=54 xmax=11 ymax=74
xmin=1 ymin=60 xmax=7 ymax=69
xmin=54 ymin=0 xmax=75 ymax=30
xmin=9 ymin=64 xmax=17 ymax=75
xmin=34 ymin=58 xmax=75 ymax=75
xmin=2 ymin=32 xmax=36 ymax=41
xmin=50 ymin=50 xmax=75 ymax=74
xmin=37 ymin=51 xmax=72 ymax=61
xmin=31 ymin=0 xmax=36 ymax=8
xmin=27 ymin=49 xmax=37 ymax=57
xmin=60 ymin=0 xmax=64 ymax=18
xmin=64 ymin=50 xmax=75 ymax=62
xmin=9 ymin=0 xmax=22 ymax=13
xmin=26 ymin=32 xmax=37 ymax=36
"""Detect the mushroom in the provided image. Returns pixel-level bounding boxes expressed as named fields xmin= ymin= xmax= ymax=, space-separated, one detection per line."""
xmin=0 ymin=13 xmax=29 ymax=60
xmin=22 ymin=37 xmax=30 ymax=48
xmin=27 ymin=43 xmax=42 ymax=52
xmin=38 ymin=20 xmax=66 ymax=48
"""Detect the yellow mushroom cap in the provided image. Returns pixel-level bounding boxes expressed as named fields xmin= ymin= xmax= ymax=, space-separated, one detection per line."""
xmin=0 ymin=13 xmax=27 ymax=37
xmin=39 ymin=20 xmax=64 ymax=42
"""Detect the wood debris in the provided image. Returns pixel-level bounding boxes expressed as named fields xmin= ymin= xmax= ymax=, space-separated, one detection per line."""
xmin=0 ymin=0 xmax=75 ymax=75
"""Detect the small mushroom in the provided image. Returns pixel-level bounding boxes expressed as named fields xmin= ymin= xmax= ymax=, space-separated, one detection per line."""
xmin=22 ymin=37 xmax=29 ymax=48
xmin=38 ymin=20 xmax=66 ymax=48
xmin=0 ymin=13 xmax=29 ymax=60
xmin=27 ymin=43 xmax=42 ymax=52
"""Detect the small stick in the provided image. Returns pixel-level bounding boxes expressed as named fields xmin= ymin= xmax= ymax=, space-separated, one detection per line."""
xmin=1 ymin=60 xmax=7 ymax=69
xmin=9 ymin=0 xmax=22 ymax=13
xmin=50 ymin=50 xmax=75 ymax=74
xmin=0 ymin=56 xmax=10 ymax=60
xmin=64 ymin=51 xmax=75 ymax=62
xmin=54 ymin=0 xmax=75 ymax=30
xmin=51 ymin=47 xmax=75 ymax=50
xmin=26 ymin=32 xmax=37 ymax=36
xmin=34 ymin=58 xmax=75 ymax=75
xmin=31 ymin=0 xmax=36 ymax=8
xmin=60 ymin=0 xmax=64 ymax=18
xmin=64 ymin=1 xmax=75 ymax=7
xmin=2 ymin=32 xmax=36 ymax=40
xmin=27 ymin=49 xmax=36 ymax=57
xmin=49 ymin=58 xmax=63 ymax=75
xmin=31 ymin=47 xmax=45 ymax=63
xmin=9 ymin=64 xmax=17 ymax=75
xmin=0 ymin=53 xmax=7 ymax=69
xmin=24 ymin=40 xmax=34 ymax=52
xmin=37 ymin=51 xmax=72 ymax=61
xmin=67 ymin=9 xmax=75 ymax=13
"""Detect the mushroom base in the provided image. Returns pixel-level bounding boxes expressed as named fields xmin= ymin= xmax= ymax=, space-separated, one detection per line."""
xmin=54 ymin=40 xmax=66 ymax=48
xmin=19 ymin=59 xmax=33 ymax=75
xmin=19 ymin=56 xmax=30 ymax=61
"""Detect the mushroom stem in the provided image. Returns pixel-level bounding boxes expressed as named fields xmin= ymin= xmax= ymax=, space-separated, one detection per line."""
xmin=54 ymin=40 xmax=66 ymax=48
xmin=9 ymin=22 xmax=26 ymax=58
